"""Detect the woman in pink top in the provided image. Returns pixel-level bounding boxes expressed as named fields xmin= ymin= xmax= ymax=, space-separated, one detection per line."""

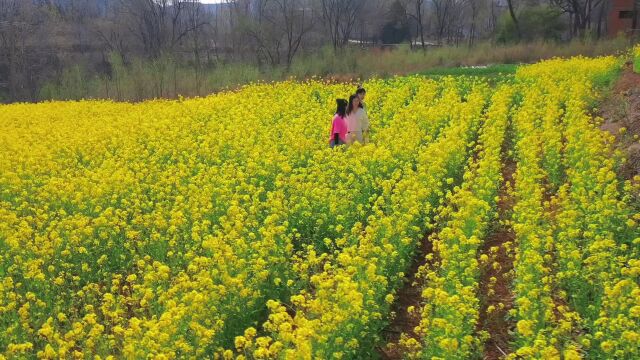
xmin=329 ymin=98 xmax=348 ymax=148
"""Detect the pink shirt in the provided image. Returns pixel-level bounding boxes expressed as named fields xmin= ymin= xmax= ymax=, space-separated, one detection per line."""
xmin=330 ymin=114 xmax=348 ymax=143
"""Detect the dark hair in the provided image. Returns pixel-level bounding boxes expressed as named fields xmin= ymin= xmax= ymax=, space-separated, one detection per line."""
xmin=347 ymin=94 xmax=359 ymax=115
xmin=336 ymin=98 xmax=347 ymax=117
xmin=356 ymin=87 xmax=365 ymax=108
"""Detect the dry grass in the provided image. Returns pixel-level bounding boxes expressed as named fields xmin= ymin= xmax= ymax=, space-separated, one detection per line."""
xmin=38 ymin=37 xmax=632 ymax=102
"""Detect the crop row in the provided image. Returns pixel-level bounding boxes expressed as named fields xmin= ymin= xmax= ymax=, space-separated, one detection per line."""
xmin=392 ymin=84 xmax=513 ymax=359
xmin=229 ymin=83 xmax=490 ymax=359
xmin=510 ymin=56 xmax=639 ymax=359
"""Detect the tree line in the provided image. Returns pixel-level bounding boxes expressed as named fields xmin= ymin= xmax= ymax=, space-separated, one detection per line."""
xmin=0 ymin=0 xmax=636 ymax=102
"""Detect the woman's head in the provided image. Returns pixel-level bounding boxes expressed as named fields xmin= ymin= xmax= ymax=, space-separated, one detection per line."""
xmin=336 ymin=98 xmax=347 ymax=117
xmin=356 ymin=87 xmax=366 ymax=101
xmin=347 ymin=94 xmax=360 ymax=115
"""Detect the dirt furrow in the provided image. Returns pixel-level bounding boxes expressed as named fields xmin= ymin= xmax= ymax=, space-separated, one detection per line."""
xmin=477 ymin=156 xmax=516 ymax=360
xmin=377 ymin=233 xmax=433 ymax=360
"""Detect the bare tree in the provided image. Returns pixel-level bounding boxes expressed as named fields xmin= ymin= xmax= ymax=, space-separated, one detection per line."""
xmin=550 ymin=0 xmax=606 ymax=37
xmin=487 ymin=0 xmax=501 ymax=35
xmin=2 ymin=0 xmax=616 ymax=103
xmin=224 ymin=0 xmax=253 ymax=61
xmin=320 ymin=0 xmax=366 ymax=51
xmin=243 ymin=0 xmax=315 ymax=68
xmin=431 ymin=0 xmax=469 ymax=44
xmin=468 ymin=0 xmax=479 ymax=45
xmin=404 ymin=0 xmax=427 ymax=50
xmin=0 ymin=0 xmax=50 ymax=101
xmin=118 ymin=0 xmax=204 ymax=59
xmin=506 ymin=0 xmax=521 ymax=40
xmin=431 ymin=0 xmax=451 ymax=44
xmin=634 ymin=0 xmax=640 ymax=35
xmin=183 ymin=1 xmax=211 ymax=93
xmin=280 ymin=0 xmax=315 ymax=67
xmin=95 ymin=10 xmax=130 ymax=58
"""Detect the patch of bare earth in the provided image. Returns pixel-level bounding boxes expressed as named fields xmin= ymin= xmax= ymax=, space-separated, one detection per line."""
xmin=476 ymin=156 xmax=517 ymax=360
xmin=377 ymin=235 xmax=433 ymax=360
xmin=599 ymin=64 xmax=640 ymax=180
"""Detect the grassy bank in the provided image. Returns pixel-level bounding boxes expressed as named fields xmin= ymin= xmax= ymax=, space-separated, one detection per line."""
xmin=37 ymin=37 xmax=631 ymax=102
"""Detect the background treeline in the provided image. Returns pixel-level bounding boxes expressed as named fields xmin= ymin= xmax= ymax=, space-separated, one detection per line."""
xmin=0 ymin=0 xmax=637 ymax=103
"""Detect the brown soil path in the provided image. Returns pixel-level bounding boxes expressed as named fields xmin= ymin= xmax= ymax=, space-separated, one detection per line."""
xmin=377 ymin=234 xmax=433 ymax=359
xmin=476 ymin=155 xmax=517 ymax=360
xmin=599 ymin=64 xmax=640 ymax=180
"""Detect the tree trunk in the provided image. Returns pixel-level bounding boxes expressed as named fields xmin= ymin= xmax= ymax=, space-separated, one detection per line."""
xmin=8 ymin=47 xmax=18 ymax=101
xmin=633 ymin=0 xmax=639 ymax=32
xmin=468 ymin=3 xmax=477 ymax=47
xmin=596 ymin=1 xmax=605 ymax=39
xmin=417 ymin=0 xmax=425 ymax=51
xmin=506 ymin=0 xmax=520 ymax=40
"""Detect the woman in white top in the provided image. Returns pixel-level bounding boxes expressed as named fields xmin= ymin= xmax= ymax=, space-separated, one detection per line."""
xmin=345 ymin=94 xmax=370 ymax=145
xmin=356 ymin=87 xmax=369 ymax=143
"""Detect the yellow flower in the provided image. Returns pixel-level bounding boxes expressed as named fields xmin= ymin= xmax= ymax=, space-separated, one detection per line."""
xmin=563 ymin=347 xmax=581 ymax=360
xmin=234 ymin=336 xmax=247 ymax=350
xmin=517 ymin=320 xmax=534 ymax=337
xmin=385 ymin=294 xmax=394 ymax=304
xmin=0 ymin=55 xmax=632 ymax=360
xmin=600 ymin=340 xmax=615 ymax=353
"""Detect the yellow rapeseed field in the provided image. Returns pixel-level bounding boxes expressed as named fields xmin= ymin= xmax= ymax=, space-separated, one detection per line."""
xmin=1 ymin=55 xmax=638 ymax=360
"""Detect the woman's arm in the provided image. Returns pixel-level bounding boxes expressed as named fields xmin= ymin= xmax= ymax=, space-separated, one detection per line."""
xmin=361 ymin=111 xmax=370 ymax=143
xmin=361 ymin=110 xmax=370 ymax=131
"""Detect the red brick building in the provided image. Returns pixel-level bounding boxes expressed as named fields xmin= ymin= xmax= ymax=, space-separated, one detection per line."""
xmin=608 ymin=0 xmax=639 ymax=36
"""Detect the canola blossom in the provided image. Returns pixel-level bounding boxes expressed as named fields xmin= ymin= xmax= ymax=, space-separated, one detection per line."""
xmin=1 ymin=55 xmax=639 ymax=360
xmin=243 ymin=82 xmax=490 ymax=359
xmin=400 ymin=56 xmax=638 ymax=360
xmin=509 ymin=57 xmax=639 ymax=359
xmin=509 ymin=71 xmax=570 ymax=358
xmin=398 ymin=85 xmax=513 ymax=359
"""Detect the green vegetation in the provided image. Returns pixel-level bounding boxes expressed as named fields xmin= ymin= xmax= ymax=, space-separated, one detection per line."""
xmin=420 ymin=64 xmax=518 ymax=77
xmin=497 ymin=6 xmax=566 ymax=43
